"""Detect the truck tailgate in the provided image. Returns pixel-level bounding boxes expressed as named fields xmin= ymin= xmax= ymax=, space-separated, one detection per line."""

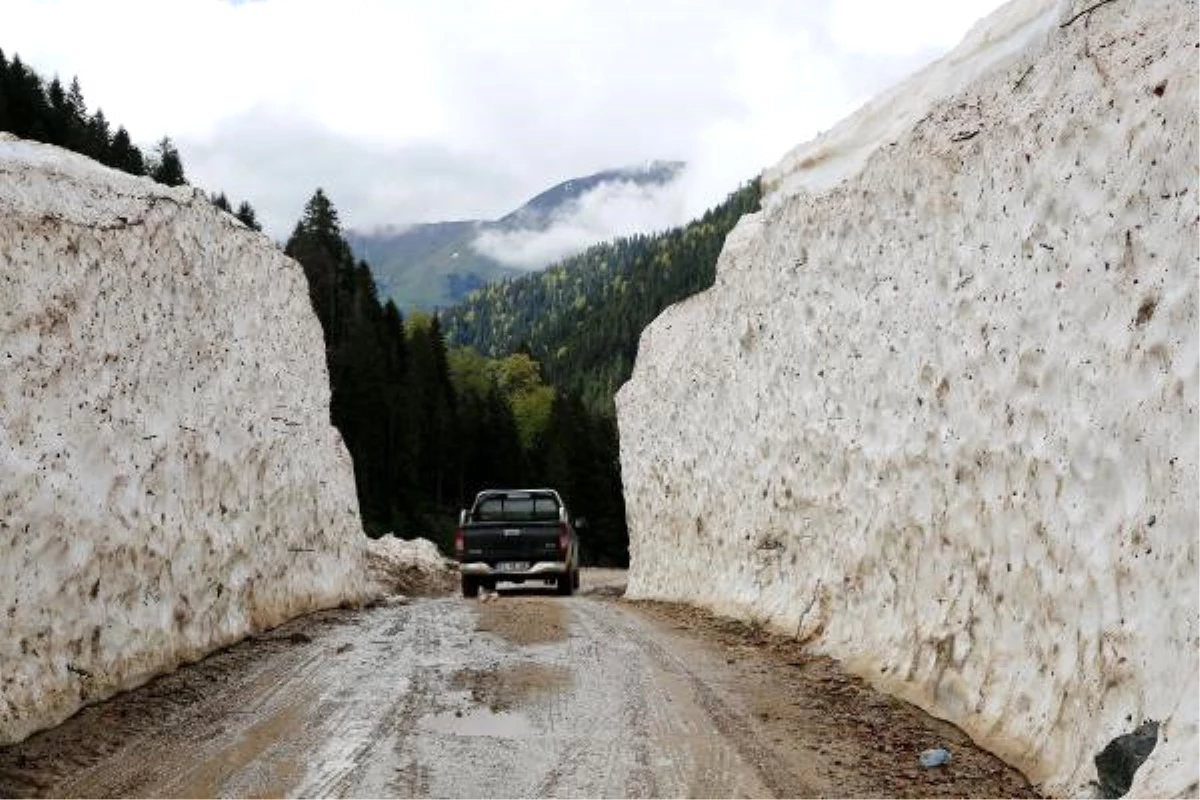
xmin=461 ymin=522 xmax=562 ymax=563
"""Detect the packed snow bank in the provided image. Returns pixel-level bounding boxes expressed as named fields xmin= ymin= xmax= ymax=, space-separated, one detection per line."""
xmin=764 ymin=0 xmax=1062 ymax=203
xmin=366 ymin=535 xmax=456 ymax=597
xmin=617 ymin=0 xmax=1198 ymax=796
xmin=0 ymin=135 xmax=372 ymax=744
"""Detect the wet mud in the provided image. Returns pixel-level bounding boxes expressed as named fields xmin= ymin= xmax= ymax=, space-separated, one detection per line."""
xmin=0 ymin=569 xmax=1036 ymax=798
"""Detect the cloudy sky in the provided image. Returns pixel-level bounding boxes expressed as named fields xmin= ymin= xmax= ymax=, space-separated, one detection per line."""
xmin=4 ymin=0 xmax=1005 ymax=242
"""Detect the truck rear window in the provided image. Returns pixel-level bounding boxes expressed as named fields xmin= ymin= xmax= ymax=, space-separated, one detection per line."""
xmin=474 ymin=495 xmax=560 ymax=522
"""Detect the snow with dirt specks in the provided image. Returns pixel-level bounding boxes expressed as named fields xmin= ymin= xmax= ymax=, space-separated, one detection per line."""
xmin=618 ymin=0 xmax=1198 ymax=796
xmin=0 ymin=134 xmax=373 ymax=744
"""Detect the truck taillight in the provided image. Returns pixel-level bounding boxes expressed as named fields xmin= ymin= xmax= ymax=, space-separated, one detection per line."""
xmin=454 ymin=528 xmax=464 ymax=556
xmin=558 ymin=523 xmax=569 ymax=552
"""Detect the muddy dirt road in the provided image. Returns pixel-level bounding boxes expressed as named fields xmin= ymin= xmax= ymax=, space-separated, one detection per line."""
xmin=0 ymin=571 xmax=1035 ymax=798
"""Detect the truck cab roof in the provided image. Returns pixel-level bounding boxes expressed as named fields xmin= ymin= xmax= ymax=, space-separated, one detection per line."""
xmin=469 ymin=489 xmax=564 ymax=523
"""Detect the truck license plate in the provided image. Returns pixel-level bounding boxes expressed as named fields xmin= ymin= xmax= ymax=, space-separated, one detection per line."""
xmin=496 ymin=561 xmax=530 ymax=572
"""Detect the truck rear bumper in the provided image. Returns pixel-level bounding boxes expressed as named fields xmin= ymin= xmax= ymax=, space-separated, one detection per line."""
xmin=460 ymin=561 xmax=568 ymax=577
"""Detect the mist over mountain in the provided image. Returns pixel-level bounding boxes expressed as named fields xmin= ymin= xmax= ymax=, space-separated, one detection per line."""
xmin=346 ymin=161 xmax=685 ymax=310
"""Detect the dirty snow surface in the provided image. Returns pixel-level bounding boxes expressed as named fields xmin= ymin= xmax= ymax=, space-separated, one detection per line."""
xmin=617 ymin=0 xmax=1198 ymax=797
xmin=0 ymin=135 xmax=372 ymax=745
xmin=365 ymin=534 xmax=457 ymax=597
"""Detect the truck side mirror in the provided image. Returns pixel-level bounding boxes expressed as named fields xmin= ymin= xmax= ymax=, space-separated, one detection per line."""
xmin=458 ymin=509 xmax=467 ymax=526
xmin=575 ymin=517 xmax=588 ymax=530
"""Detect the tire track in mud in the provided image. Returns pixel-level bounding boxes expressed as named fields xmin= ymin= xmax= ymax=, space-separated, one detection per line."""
xmin=614 ymin=610 xmax=813 ymax=797
xmin=0 ymin=603 xmax=457 ymax=799
xmin=0 ymin=595 xmax=782 ymax=799
xmin=527 ymin=600 xmax=657 ymax=799
xmin=625 ymin=598 xmax=1040 ymax=799
xmin=0 ymin=577 xmax=1036 ymax=799
xmin=294 ymin=599 xmax=471 ymax=798
xmin=0 ymin=613 xmax=347 ymax=798
xmin=568 ymin=601 xmax=784 ymax=798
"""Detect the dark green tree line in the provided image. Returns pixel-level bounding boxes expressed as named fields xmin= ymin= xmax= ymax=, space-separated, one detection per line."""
xmin=0 ymin=50 xmax=147 ymax=175
xmin=286 ymin=188 xmax=633 ymax=562
xmin=1 ymin=48 xmax=261 ymax=226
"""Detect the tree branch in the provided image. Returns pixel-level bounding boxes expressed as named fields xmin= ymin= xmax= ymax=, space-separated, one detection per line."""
xmin=1061 ymin=0 xmax=1121 ymax=28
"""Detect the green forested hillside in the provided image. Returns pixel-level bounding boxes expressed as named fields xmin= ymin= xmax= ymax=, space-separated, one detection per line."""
xmin=442 ymin=178 xmax=761 ymax=414
xmin=346 ymin=161 xmax=685 ymax=311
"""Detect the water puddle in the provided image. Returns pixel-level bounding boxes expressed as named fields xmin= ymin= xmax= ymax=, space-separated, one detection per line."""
xmin=450 ymin=662 xmax=572 ymax=712
xmin=419 ymin=706 xmax=536 ymax=738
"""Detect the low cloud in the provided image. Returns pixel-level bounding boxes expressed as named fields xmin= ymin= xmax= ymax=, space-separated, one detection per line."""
xmin=470 ymin=174 xmax=692 ymax=270
xmin=178 ymin=109 xmax=516 ymax=240
xmin=3 ymin=0 xmax=1008 ymax=245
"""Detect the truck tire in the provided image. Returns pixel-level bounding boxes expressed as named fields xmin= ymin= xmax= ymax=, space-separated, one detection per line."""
xmin=556 ymin=572 xmax=574 ymax=596
xmin=461 ymin=575 xmax=478 ymax=598
xmin=572 ymin=568 xmax=581 ymax=590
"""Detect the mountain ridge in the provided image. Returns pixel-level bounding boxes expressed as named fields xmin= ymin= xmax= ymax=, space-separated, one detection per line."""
xmin=347 ymin=160 xmax=685 ymax=310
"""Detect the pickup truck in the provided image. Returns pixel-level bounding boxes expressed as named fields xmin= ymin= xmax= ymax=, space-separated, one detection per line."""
xmin=454 ymin=488 xmax=582 ymax=597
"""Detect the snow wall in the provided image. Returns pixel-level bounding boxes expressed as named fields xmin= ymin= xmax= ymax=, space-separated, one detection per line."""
xmin=617 ymin=0 xmax=1198 ymax=796
xmin=0 ymin=136 xmax=372 ymax=744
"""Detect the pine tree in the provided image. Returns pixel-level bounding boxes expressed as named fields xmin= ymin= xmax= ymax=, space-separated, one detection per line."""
xmin=108 ymin=126 xmax=145 ymax=174
xmin=0 ymin=49 xmax=10 ymax=132
xmin=381 ymin=299 xmax=418 ymax=520
xmin=150 ymin=136 xmax=187 ymax=186
xmin=408 ymin=316 xmax=459 ymax=510
xmin=44 ymin=77 xmax=71 ymax=146
xmin=286 ymin=189 xmax=354 ymax=346
xmin=286 ymin=189 xmax=431 ymax=535
xmin=3 ymin=55 xmax=50 ymax=141
xmin=235 ymin=200 xmax=262 ymax=232
xmin=86 ymin=108 xmax=111 ymax=163
xmin=64 ymin=77 xmax=87 ymax=149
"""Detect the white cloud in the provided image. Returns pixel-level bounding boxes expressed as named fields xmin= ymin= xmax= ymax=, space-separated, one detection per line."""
xmin=826 ymin=0 xmax=1009 ymax=55
xmin=1 ymin=0 xmax=1007 ymax=239
xmin=470 ymin=176 xmax=691 ymax=270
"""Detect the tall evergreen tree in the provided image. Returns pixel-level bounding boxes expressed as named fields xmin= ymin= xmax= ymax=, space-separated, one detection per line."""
xmin=0 ymin=49 xmax=10 ymax=132
xmin=235 ymin=200 xmax=262 ymax=231
xmin=64 ymin=77 xmax=87 ymax=149
xmin=150 ymin=136 xmax=187 ymax=186
xmin=43 ymin=77 xmax=71 ymax=145
xmin=3 ymin=55 xmax=50 ymax=141
xmin=286 ymin=189 xmax=434 ymax=536
xmin=286 ymin=188 xmax=352 ymax=347
xmin=85 ymin=108 xmax=111 ymax=163
xmin=107 ymin=125 xmax=141 ymax=173
xmin=381 ymin=299 xmax=418 ymax=516
xmin=408 ymin=315 xmax=459 ymax=512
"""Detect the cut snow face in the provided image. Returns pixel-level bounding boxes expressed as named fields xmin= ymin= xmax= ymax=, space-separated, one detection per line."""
xmin=0 ymin=134 xmax=372 ymax=745
xmin=763 ymin=0 xmax=1062 ymax=203
xmin=617 ymin=0 xmax=1198 ymax=797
